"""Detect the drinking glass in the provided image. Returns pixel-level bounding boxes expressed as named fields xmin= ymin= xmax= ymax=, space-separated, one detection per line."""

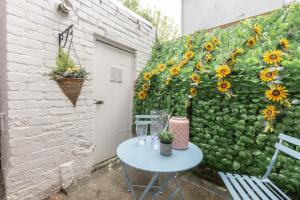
xmin=150 ymin=110 xmax=168 ymax=149
xmin=136 ymin=121 xmax=148 ymax=146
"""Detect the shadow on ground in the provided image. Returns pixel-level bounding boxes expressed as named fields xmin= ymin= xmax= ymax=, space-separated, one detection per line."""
xmin=47 ymin=160 xmax=230 ymax=200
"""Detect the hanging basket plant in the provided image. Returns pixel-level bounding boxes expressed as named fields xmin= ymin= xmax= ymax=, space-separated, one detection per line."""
xmin=48 ymin=48 xmax=88 ymax=106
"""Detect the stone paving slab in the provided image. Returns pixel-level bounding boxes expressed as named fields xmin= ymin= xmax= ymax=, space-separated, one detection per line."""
xmin=47 ymin=160 xmax=230 ymax=200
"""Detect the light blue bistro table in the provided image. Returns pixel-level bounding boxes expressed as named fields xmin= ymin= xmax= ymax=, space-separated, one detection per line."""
xmin=117 ymin=136 xmax=203 ymax=200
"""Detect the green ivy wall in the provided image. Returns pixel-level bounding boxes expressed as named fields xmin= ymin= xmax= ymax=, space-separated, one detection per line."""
xmin=134 ymin=4 xmax=300 ymax=196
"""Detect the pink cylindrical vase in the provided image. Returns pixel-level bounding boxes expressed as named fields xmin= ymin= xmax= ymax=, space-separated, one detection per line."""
xmin=169 ymin=117 xmax=189 ymax=149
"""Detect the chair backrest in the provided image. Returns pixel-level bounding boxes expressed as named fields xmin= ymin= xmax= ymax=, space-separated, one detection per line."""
xmin=135 ymin=115 xmax=158 ymax=125
xmin=262 ymin=133 xmax=300 ymax=179
xmin=276 ymin=133 xmax=300 ymax=160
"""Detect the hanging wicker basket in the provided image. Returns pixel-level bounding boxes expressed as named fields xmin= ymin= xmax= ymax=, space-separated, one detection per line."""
xmin=56 ymin=78 xmax=85 ymax=106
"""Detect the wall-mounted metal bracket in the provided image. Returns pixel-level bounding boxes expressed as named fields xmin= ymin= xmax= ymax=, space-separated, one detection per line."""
xmin=58 ymin=25 xmax=74 ymax=48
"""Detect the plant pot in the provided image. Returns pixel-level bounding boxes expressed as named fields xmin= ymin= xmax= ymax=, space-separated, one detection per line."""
xmin=160 ymin=142 xmax=172 ymax=156
xmin=56 ymin=78 xmax=85 ymax=107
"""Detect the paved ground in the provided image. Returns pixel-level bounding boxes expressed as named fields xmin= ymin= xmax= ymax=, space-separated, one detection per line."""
xmin=0 ymin=160 xmax=5 ymax=200
xmin=48 ymin=159 xmax=230 ymax=200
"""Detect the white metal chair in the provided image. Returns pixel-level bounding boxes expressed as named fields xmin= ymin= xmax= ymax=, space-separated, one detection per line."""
xmin=135 ymin=114 xmax=170 ymax=133
xmin=219 ymin=133 xmax=300 ymax=200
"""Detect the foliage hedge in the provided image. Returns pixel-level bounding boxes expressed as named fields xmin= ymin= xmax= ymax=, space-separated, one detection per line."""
xmin=134 ymin=4 xmax=300 ymax=197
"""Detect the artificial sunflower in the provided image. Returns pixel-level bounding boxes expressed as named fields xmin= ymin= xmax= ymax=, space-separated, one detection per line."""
xmin=184 ymin=50 xmax=195 ymax=60
xmin=167 ymin=59 xmax=175 ymax=66
xmin=195 ymin=62 xmax=203 ymax=70
xmin=265 ymin=84 xmax=288 ymax=102
xmin=187 ymin=38 xmax=193 ymax=49
xmin=217 ymin=80 xmax=231 ymax=92
xmin=246 ymin=37 xmax=256 ymax=48
xmin=230 ymin=48 xmax=244 ymax=59
xmin=263 ymin=50 xmax=283 ymax=65
xmin=205 ymin=54 xmax=212 ymax=63
xmin=259 ymin=68 xmax=278 ymax=82
xmin=211 ymin=37 xmax=220 ymax=45
xmin=226 ymin=58 xmax=236 ymax=66
xmin=143 ymin=72 xmax=152 ymax=81
xmin=170 ymin=65 xmax=180 ymax=76
xmin=189 ymin=87 xmax=197 ymax=97
xmin=142 ymin=83 xmax=149 ymax=91
xmin=264 ymin=122 xmax=274 ymax=133
xmin=157 ymin=64 xmax=166 ymax=72
xmin=279 ymin=38 xmax=288 ymax=50
xmin=151 ymin=69 xmax=159 ymax=75
xmin=137 ymin=90 xmax=147 ymax=100
xmin=190 ymin=73 xmax=200 ymax=84
xmin=178 ymin=59 xmax=188 ymax=68
xmin=204 ymin=42 xmax=214 ymax=51
xmin=216 ymin=65 xmax=231 ymax=78
xmin=253 ymin=24 xmax=262 ymax=35
xmin=262 ymin=105 xmax=278 ymax=121
xmin=165 ymin=77 xmax=172 ymax=85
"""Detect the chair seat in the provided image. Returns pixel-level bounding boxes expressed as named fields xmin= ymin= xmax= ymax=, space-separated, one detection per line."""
xmin=219 ymin=172 xmax=291 ymax=200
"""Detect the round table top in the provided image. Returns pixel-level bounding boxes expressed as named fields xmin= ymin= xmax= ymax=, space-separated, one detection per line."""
xmin=117 ymin=137 xmax=203 ymax=173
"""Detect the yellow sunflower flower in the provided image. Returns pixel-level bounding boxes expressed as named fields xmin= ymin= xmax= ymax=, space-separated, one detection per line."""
xmin=151 ymin=69 xmax=159 ymax=75
xmin=66 ymin=68 xmax=72 ymax=71
xmin=262 ymin=105 xmax=278 ymax=121
xmin=167 ymin=59 xmax=175 ymax=66
xmin=178 ymin=59 xmax=188 ymax=68
xmin=170 ymin=65 xmax=180 ymax=76
xmin=279 ymin=38 xmax=288 ymax=50
xmin=204 ymin=42 xmax=214 ymax=51
xmin=217 ymin=80 xmax=231 ymax=93
xmin=189 ymin=87 xmax=197 ymax=97
xmin=263 ymin=50 xmax=283 ymax=65
xmin=253 ymin=24 xmax=262 ymax=35
xmin=195 ymin=62 xmax=203 ymax=70
xmin=265 ymin=84 xmax=288 ymax=102
xmin=190 ymin=73 xmax=200 ymax=84
xmin=259 ymin=68 xmax=278 ymax=82
xmin=187 ymin=39 xmax=193 ymax=49
xmin=165 ymin=77 xmax=172 ymax=85
xmin=142 ymin=83 xmax=149 ymax=91
xmin=216 ymin=65 xmax=231 ymax=78
xmin=205 ymin=54 xmax=212 ymax=63
xmin=264 ymin=123 xmax=274 ymax=133
xmin=143 ymin=72 xmax=152 ymax=81
xmin=230 ymin=48 xmax=244 ymax=58
xmin=226 ymin=58 xmax=236 ymax=66
xmin=137 ymin=91 xmax=147 ymax=100
xmin=211 ymin=37 xmax=220 ymax=45
xmin=246 ymin=37 xmax=256 ymax=48
xmin=184 ymin=50 xmax=195 ymax=60
xmin=157 ymin=64 xmax=166 ymax=72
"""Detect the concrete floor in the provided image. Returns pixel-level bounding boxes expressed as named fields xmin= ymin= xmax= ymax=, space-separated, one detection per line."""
xmin=47 ymin=160 xmax=230 ymax=200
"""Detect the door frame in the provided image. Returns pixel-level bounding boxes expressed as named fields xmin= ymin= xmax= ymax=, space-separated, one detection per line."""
xmin=93 ymin=35 xmax=136 ymax=164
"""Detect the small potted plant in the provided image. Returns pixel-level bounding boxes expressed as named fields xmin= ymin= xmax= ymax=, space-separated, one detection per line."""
xmin=158 ymin=131 xmax=175 ymax=156
xmin=48 ymin=48 xmax=88 ymax=106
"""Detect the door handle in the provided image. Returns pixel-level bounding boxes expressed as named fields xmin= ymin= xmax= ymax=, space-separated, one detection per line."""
xmin=94 ymin=100 xmax=104 ymax=105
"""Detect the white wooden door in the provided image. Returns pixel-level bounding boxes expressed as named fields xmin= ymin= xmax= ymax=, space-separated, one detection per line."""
xmin=94 ymin=41 xmax=134 ymax=164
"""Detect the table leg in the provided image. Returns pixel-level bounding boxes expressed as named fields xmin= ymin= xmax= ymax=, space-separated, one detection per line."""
xmin=168 ymin=176 xmax=184 ymax=200
xmin=152 ymin=172 xmax=176 ymax=200
xmin=139 ymin=172 xmax=159 ymax=200
xmin=122 ymin=162 xmax=137 ymax=200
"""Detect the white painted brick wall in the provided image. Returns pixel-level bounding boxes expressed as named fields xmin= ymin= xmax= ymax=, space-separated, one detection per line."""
xmin=1 ymin=0 xmax=155 ymax=199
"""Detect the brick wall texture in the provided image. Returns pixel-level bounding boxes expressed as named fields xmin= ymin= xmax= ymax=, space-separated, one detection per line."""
xmin=0 ymin=0 xmax=155 ymax=199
